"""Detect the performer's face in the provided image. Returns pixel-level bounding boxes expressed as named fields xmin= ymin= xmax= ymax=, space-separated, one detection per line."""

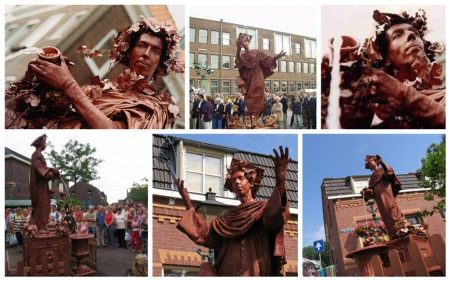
xmin=129 ymin=33 xmax=163 ymax=79
xmin=231 ymin=171 xmax=253 ymax=199
xmin=366 ymin=158 xmax=378 ymax=170
xmin=386 ymin=23 xmax=425 ymax=69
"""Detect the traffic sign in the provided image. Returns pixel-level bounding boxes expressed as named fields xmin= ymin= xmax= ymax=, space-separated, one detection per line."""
xmin=313 ymin=239 xmax=325 ymax=254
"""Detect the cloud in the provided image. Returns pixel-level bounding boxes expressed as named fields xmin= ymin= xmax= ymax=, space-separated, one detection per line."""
xmin=304 ymin=225 xmax=325 ymax=246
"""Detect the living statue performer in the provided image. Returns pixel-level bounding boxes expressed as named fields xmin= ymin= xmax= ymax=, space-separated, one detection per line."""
xmin=235 ymin=33 xmax=285 ymax=119
xmin=176 ymin=146 xmax=291 ymax=276
xmin=362 ymin=155 xmax=405 ymax=238
xmin=29 ymin=134 xmax=60 ymax=229
xmin=6 ymin=16 xmax=183 ymax=129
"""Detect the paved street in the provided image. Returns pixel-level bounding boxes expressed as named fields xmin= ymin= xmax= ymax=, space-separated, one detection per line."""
xmin=6 ymin=243 xmax=146 ymax=276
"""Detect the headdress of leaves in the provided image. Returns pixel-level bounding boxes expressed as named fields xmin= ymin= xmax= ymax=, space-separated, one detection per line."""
xmin=224 ymin=159 xmax=264 ymax=198
xmin=108 ymin=16 xmax=184 ymax=78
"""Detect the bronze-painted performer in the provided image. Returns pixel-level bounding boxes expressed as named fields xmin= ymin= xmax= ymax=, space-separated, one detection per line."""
xmin=362 ymin=155 xmax=403 ymax=238
xmin=14 ymin=17 xmax=183 ymax=129
xmin=29 ymin=134 xmax=60 ymax=228
xmin=235 ymin=33 xmax=285 ymax=119
xmin=176 ymin=146 xmax=290 ymax=276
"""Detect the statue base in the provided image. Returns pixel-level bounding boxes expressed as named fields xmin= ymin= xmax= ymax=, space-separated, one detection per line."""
xmin=22 ymin=231 xmax=71 ymax=276
xmin=346 ymin=234 xmax=445 ymax=276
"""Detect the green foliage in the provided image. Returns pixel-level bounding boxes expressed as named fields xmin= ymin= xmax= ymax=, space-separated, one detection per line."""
xmin=416 ymin=136 xmax=445 ymax=218
xmin=128 ymin=178 xmax=148 ymax=206
xmin=47 ymin=140 xmax=103 ymax=185
xmin=58 ymin=197 xmax=81 ymax=211
xmin=302 ymin=241 xmax=332 ymax=268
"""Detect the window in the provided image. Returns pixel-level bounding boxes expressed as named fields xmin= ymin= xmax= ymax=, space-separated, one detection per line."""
xmin=304 ymin=82 xmax=310 ymax=89
xmin=290 ymin=81 xmax=295 ymax=93
xmin=6 ymin=20 xmax=37 ymax=50
xmin=310 ymin=63 xmax=315 ymax=74
xmin=199 ymin=29 xmax=208 ymax=43
xmin=304 ymin=38 xmax=317 ymax=58
xmin=222 ymin=55 xmax=230 ymax=69
xmin=303 ymin=62 xmax=309 ymax=74
xmin=49 ymin=10 xmax=88 ymax=40
xmin=211 ymin=31 xmax=219 ymax=45
xmin=232 ymin=57 xmax=237 ymax=69
xmin=297 ymin=81 xmax=303 ymax=90
xmin=237 ymin=27 xmax=257 ymax=49
xmin=84 ymin=29 xmax=118 ymax=79
xmin=288 ymin=61 xmax=295 ymax=73
xmin=189 ymin=28 xmax=196 ymax=43
xmin=222 ymin=32 xmax=230 ymax=45
xmin=198 ymin=54 xmax=207 ymax=67
xmin=222 ymin=80 xmax=230 ymax=94
xmin=350 ymin=178 xmax=368 ymax=194
xmin=264 ymin=81 xmax=271 ymax=92
xmin=295 ymin=43 xmax=301 ymax=54
xmin=233 ymin=80 xmax=239 ymax=94
xmin=281 ymin=81 xmax=288 ymax=93
xmin=185 ymin=152 xmax=223 ymax=195
xmin=20 ymin=13 xmax=66 ymax=47
xmin=273 ymin=81 xmax=280 ymax=92
xmin=275 ymin=33 xmax=291 ymax=55
xmin=405 ymin=214 xmax=423 ymax=227
xmin=189 ymin=53 xmax=195 ymax=68
xmin=211 ymin=55 xmax=219 ymax=69
xmin=263 ymin=38 xmax=270 ymax=50
xmin=280 ymin=61 xmax=287 ymax=72
xmin=311 ymin=81 xmax=316 ymax=89
xmin=210 ymin=80 xmax=219 ymax=94
xmin=163 ymin=265 xmax=199 ymax=277
xmin=296 ymin=62 xmax=302 ymax=73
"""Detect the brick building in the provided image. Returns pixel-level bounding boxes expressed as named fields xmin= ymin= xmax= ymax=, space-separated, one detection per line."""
xmin=69 ymin=181 xmax=108 ymax=210
xmin=321 ymin=173 xmax=445 ymax=276
xmin=5 ymin=5 xmax=185 ymax=128
xmin=189 ymin=16 xmax=316 ymax=97
xmin=152 ymin=135 xmax=298 ymax=276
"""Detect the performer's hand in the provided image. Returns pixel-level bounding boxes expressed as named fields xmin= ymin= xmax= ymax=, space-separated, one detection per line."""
xmin=176 ymin=178 xmax=193 ymax=210
xmin=28 ymin=58 xmax=77 ymax=92
xmin=275 ymin=51 xmax=286 ymax=59
xmin=272 ymin=146 xmax=291 ymax=176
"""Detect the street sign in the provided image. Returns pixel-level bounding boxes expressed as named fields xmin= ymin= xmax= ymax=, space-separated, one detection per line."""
xmin=313 ymin=239 xmax=325 ymax=254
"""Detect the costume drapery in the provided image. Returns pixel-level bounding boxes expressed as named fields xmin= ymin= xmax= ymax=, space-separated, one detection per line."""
xmin=368 ymin=163 xmax=403 ymax=237
xmin=236 ymin=50 xmax=277 ymax=118
xmin=177 ymin=188 xmax=289 ymax=276
xmin=29 ymin=151 xmax=52 ymax=228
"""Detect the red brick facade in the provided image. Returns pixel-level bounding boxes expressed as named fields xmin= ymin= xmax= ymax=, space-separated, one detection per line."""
xmin=323 ymin=191 xmax=445 ymax=276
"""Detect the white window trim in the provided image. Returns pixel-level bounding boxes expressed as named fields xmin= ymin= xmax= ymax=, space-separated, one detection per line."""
xmin=20 ymin=13 xmax=66 ymax=48
xmin=84 ymin=29 xmax=118 ymax=79
xmin=48 ymin=10 xmax=89 ymax=40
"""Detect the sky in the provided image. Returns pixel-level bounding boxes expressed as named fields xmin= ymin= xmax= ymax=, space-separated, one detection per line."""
xmin=5 ymin=131 xmax=152 ymax=203
xmin=302 ymin=134 xmax=443 ymax=247
xmin=169 ymin=133 xmax=298 ymax=161
xmin=190 ymin=5 xmax=318 ymax=38
xmin=322 ymin=5 xmax=445 ymax=55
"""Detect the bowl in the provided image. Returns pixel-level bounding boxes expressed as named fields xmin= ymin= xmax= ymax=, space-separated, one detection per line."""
xmin=38 ymin=46 xmax=61 ymax=63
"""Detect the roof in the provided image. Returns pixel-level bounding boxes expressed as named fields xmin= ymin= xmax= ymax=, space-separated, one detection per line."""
xmin=5 ymin=147 xmax=31 ymax=163
xmin=322 ymin=173 xmax=422 ymax=198
xmin=153 ymin=135 xmax=298 ymax=208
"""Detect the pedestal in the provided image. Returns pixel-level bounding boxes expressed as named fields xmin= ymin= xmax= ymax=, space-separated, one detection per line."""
xmin=346 ymin=244 xmax=387 ymax=276
xmin=22 ymin=232 xmax=71 ymax=276
xmin=70 ymin=233 xmax=95 ymax=276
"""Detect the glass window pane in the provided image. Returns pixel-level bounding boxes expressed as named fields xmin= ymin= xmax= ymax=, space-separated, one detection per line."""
xmin=205 ymin=156 xmax=221 ymax=174
xmin=310 ymin=63 xmax=315 ymax=74
xmin=189 ymin=28 xmax=196 ymax=43
xmin=186 ymin=153 xmax=203 ymax=171
xmin=296 ymin=62 xmax=302 ymax=73
xmin=222 ymin=80 xmax=230 ymax=94
xmin=186 ymin=172 xmax=203 ymax=193
xmin=189 ymin=53 xmax=195 ymax=68
xmin=222 ymin=32 xmax=230 ymax=45
xmin=205 ymin=175 xmax=222 ymax=195
xmin=303 ymin=62 xmax=309 ymax=74
xmin=283 ymin=35 xmax=291 ymax=55
xmin=263 ymin=38 xmax=270 ymax=50
xmin=211 ymin=31 xmax=219 ymax=44
xmin=198 ymin=54 xmax=207 ymax=67
xmin=199 ymin=29 xmax=208 ymax=43
xmin=211 ymin=55 xmax=219 ymax=69
xmin=222 ymin=56 xmax=230 ymax=69
xmin=280 ymin=61 xmax=287 ymax=72
xmin=275 ymin=34 xmax=283 ymax=54
xmin=281 ymin=81 xmax=288 ymax=93
xmin=289 ymin=61 xmax=295 ymax=72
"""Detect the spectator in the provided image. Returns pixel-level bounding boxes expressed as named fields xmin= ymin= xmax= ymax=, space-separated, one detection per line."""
xmin=84 ymin=205 xmax=96 ymax=236
xmin=271 ymin=96 xmax=284 ymax=129
xmin=115 ymin=208 xmax=127 ymax=249
xmin=96 ymin=206 xmax=106 ymax=247
xmin=105 ymin=205 xmax=116 ymax=249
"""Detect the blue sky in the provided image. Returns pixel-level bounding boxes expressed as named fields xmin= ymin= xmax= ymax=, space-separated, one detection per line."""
xmin=302 ymin=134 xmax=443 ymax=247
xmin=168 ymin=134 xmax=298 ymax=161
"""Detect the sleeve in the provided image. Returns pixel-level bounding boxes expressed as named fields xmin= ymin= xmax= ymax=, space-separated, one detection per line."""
xmin=35 ymin=155 xmax=51 ymax=178
xmin=176 ymin=208 xmax=217 ymax=248
xmin=262 ymin=187 xmax=290 ymax=232
xmin=403 ymin=86 xmax=445 ymax=128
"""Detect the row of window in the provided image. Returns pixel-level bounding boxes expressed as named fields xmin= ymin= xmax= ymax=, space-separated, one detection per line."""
xmin=190 ymin=27 xmax=316 ymax=58
xmin=190 ymin=79 xmax=316 ymax=94
xmin=190 ymin=53 xmax=315 ymax=74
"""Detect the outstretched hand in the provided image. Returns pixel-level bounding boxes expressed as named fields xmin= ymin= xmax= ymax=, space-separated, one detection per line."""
xmin=272 ymin=146 xmax=290 ymax=175
xmin=176 ymin=178 xmax=193 ymax=210
xmin=275 ymin=51 xmax=286 ymax=60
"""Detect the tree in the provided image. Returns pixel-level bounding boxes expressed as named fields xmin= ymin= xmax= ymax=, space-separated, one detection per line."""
xmin=47 ymin=140 xmax=103 ymax=186
xmin=57 ymin=197 xmax=81 ymax=211
xmin=302 ymin=241 xmax=332 ymax=268
xmin=128 ymin=179 xmax=148 ymax=206
xmin=417 ymin=135 xmax=445 ymax=218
